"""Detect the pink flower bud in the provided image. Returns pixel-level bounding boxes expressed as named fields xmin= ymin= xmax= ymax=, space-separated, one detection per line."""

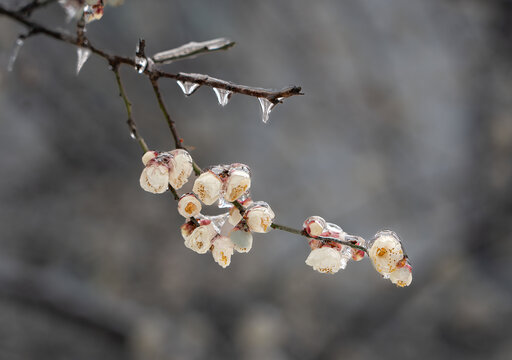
xmin=350 ymin=236 xmax=366 ymax=262
xmin=193 ymin=171 xmax=223 ymax=205
xmin=177 ymin=193 xmax=202 ymax=218
xmin=303 ymin=216 xmax=326 ymax=237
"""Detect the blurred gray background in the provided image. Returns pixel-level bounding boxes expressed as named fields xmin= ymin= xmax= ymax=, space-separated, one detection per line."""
xmin=1 ymin=0 xmax=511 ymax=359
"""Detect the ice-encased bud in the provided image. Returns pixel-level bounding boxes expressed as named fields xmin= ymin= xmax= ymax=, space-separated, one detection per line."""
xmin=350 ymin=236 xmax=366 ymax=262
xmin=83 ymin=2 xmax=104 ymax=23
xmin=193 ymin=171 xmax=223 ymax=205
xmin=389 ymin=264 xmax=412 ymax=287
xmin=141 ymin=151 xmax=158 ymax=166
xmin=368 ymin=230 xmax=404 ymax=275
xmin=211 ymin=235 xmax=234 ymax=268
xmin=168 ymin=149 xmax=193 ymax=189
xmin=183 ymin=221 xmax=217 ymax=254
xmin=303 ymin=216 xmax=326 ymax=237
xmin=245 ymin=202 xmax=275 ymax=233
xmin=140 ymin=164 xmax=169 ymax=194
xmin=224 ymin=168 xmax=251 ymax=202
xmin=228 ymin=198 xmax=253 ymax=226
xmin=177 ymin=193 xmax=202 ymax=218
xmin=229 ymin=228 xmax=253 ymax=253
xmin=305 ymin=247 xmax=342 ymax=274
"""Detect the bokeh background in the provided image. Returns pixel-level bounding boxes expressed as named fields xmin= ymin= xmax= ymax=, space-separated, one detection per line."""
xmin=1 ymin=0 xmax=511 ymax=359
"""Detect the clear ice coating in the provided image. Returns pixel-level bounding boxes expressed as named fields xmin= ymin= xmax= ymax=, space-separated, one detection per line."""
xmin=134 ymin=56 xmax=148 ymax=74
xmin=213 ymin=88 xmax=232 ymax=106
xmin=76 ymin=47 xmax=91 ymax=75
xmin=258 ymin=98 xmax=276 ymax=124
xmin=177 ymin=81 xmax=200 ymax=96
xmin=200 ymin=213 xmax=230 ymax=233
xmin=152 ymin=38 xmax=234 ymax=64
xmin=7 ymin=38 xmax=24 ymax=72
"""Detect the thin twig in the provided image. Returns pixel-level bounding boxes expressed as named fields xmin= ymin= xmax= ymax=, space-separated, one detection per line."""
xmin=0 ymin=4 xmax=369 ymax=258
xmin=111 ymin=63 xmax=149 ymax=153
xmin=152 ymin=38 xmax=235 ymax=64
xmin=0 ymin=5 xmax=302 ymax=102
xmin=18 ymin=0 xmax=57 ymax=16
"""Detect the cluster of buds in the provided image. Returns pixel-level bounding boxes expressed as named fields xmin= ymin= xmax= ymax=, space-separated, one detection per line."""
xmin=139 ymin=149 xmax=193 ymax=194
xmin=192 ymin=163 xmax=251 ymax=205
xmin=368 ymin=230 xmax=412 ymax=287
xmin=139 ymin=152 xmax=275 ymax=268
xmin=303 ymin=216 xmax=358 ymax=274
xmin=59 ymin=0 xmax=123 ymax=22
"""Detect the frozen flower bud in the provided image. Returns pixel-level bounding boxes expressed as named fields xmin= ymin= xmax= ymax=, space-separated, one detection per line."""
xmin=177 ymin=193 xmax=202 ymax=218
xmin=368 ymin=230 xmax=404 ymax=275
xmin=305 ymin=247 xmax=343 ymax=274
xmin=168 ymin=149 xmax=193 ymax=189
xmin=224 ymin=167 xmax=251 ymax=202
xmin=229 ymin=228 xmax=253 ymax=253
xmin=350 ymin=236 xmax=366 ymax=262
xmin=184 ymin=222 xmax=217 ymax=254
xmin=303 ymin=216 xmax=326 ymax=237
xmin=140 ymin=164 xmax=169 ymax=194
xmin=228 ymin=198 xmax=253 ymax=226
xmin=211 ymin=235 xmax=234 ymax=268
xmin=389 ymin=264 xmax=412 ymax=287
xmin=141 ymin=151 xmax=158 ymax=166
xmin=193 ymin=171 xmax=223 ymax=205
xmin=83 ymin=2 xmax=104 ymax=23
xmin=180 ymin=221 xmax=197 ymax=240
xmin=245 ymin=202 xmax=275 ymax=233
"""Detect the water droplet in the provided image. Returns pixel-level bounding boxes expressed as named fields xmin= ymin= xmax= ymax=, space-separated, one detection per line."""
xmin=177 ymin=81 xmax=200 ymax=96
xmin=258 ymin=98 xmax=276 ymax=124
xmin=76 ymin=47 xmax=91 ymax=75
xmin=7 ymin=38 xmax=24 ymax=72
xmin=213 ymin=88 xmax=232 ymax=106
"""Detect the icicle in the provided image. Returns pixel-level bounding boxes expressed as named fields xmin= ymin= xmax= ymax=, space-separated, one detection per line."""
xmin=258 ymin=98 xmax=276 ymax=124
xmin=76 ymin=47 xmax=91 ymax=75
xmin=213 ymin=88 xmax=232 ymax=106
xmin=7 ymin=38 xmax=24 ymax=72
xmin=177 ymin=81 xmax=200 ymax=96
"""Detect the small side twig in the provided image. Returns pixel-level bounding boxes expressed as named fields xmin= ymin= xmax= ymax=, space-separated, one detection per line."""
xmin=17 ymin=0 xmax=57 ymax=16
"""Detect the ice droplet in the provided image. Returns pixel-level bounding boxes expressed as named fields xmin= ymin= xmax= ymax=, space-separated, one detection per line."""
xmin=76 ymin=47 xmax=91 ymax=75
xmin=258 ymin=98 xmax=276 ymax=124
xmin=7 ymin=38 xmax=24 ymax=72
xmin=213 ymin=88 xmax=232 ymax=106
xmin=177 ymin=81 xmax=200 ymax=96
xmin=129 ymin=131 xmax=136 ymax=139
xmin=134 ymin=56 xmax=147 ymax=74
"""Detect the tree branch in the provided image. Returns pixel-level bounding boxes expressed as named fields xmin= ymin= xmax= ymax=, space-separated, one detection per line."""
xmin=17 ymin=0 xmax=57 ymax=16
xmin=152 ymin=38 xmax=235 ymax=64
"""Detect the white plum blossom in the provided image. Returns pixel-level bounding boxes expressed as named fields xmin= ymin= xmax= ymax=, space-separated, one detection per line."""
xmin=168 ymin=149 xmax=193 ymax=189
xmin=211 ymin=235 xmax=234 ymax=268
xmin=193 ymin=171 xmax=223 ymax=205
xmin=245 ymin=202 xmax=275 ymax=233
xmin=389 ymin=264 xmax=412 ymax=287
xmin=305 ymin=247 xmax=343 ymax=274
xmin=140 ymin=164 xmax=169 ymax=194
xmin=182 ymin=221 xmax=217 ymax=254
xmin=224 ymin=167 xmax=251 ymax=202
xmin=229 ymin=228 xmax=253 ymax=253
xmin=177 ymin=193 xmax=202 ymax=218
xmin=368 ymin=230 xmax=404 ymax=276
